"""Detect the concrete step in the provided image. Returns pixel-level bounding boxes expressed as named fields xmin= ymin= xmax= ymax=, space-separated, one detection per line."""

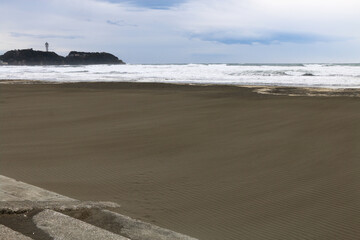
xmin=33 ymin=209 xmax=130 ymax=240
xmin=0 ymin=200 xmax=119 ymax=214
xmin=0 ymin=224 xmax=34 ymax=240
xmin=0 ymin=175 xmax=198 ymax=240
xmin=0 ymin=175 xmax=74 ymax=202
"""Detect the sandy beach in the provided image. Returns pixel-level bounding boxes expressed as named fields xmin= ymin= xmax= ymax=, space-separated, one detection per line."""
xmin=1 ymin=82 xmax=360 ymax=240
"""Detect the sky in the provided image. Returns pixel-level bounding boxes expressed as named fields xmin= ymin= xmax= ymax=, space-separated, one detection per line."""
xmin=1 ymin=0 xmax=360 ymax=63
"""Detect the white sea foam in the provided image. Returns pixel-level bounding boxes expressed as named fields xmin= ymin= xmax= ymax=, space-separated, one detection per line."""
xmin=0 ymin=64 xmax=360 ymax=88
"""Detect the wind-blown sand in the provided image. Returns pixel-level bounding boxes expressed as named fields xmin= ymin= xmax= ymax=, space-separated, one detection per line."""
xmin=1 ymin=82 xmax=360 ymax=240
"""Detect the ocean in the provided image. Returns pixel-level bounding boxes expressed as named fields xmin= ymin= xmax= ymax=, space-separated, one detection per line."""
xmin=1 ymin=63 xmax=360 ymax=88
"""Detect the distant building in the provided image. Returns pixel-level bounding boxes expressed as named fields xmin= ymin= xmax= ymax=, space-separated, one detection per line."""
xmin=45 ymin=42 xmax=49 ymax=52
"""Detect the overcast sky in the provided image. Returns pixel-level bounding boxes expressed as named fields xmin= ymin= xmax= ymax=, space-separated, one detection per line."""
xmin=1 ymin=0 xmax=360 ymax=63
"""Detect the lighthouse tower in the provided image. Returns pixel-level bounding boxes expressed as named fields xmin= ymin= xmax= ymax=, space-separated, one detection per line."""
xmin=45 ymin=42 xmax=49 ymax=52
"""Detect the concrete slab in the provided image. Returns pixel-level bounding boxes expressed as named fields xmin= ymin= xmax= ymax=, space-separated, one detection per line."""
xmin=0 ymin=175 xmax=198 ymax=240
xmin=0 ymin=200 xmax=120 ymax=214
xmin=0 ymin=192 xmax=23 ymax=201
xmin=33 ymin=209 xmax=130 ymax=240
xmin=0 ymin=224 xmax=34 ymax=240
xmin=0 ymin=175 xmax=74 ymax=202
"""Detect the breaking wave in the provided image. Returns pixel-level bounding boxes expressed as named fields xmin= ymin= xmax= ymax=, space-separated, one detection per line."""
xmin=0 ymin=63 xmax=360 ymax=88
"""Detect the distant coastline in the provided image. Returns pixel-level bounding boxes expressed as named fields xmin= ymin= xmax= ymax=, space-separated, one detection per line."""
xmin=0 ymin=49 xmax=125 ymax=65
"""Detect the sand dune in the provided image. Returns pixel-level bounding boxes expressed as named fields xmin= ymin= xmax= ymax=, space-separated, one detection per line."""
xmin=1 ymin=82 xmax=360 ymax=240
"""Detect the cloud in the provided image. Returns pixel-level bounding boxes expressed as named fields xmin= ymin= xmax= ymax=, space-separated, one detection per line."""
xmin=1 ymin=0 xmax=360 ymax=63
xmin=11 ymin=32 xmax=83 ymax=40
xmin=106 ymin=20 xmax=137 ymax=27
xmin=176 ymin=0 xmax=360 ymax=42
xmin=100 ymin=0 xmax=187 ymax=9
xmin=191 ymin=32 xmax=332 ymax=45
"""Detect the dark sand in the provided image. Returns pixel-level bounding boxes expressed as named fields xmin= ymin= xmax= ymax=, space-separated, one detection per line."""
xmin=1 ymin=82 xmax=360 ymax=240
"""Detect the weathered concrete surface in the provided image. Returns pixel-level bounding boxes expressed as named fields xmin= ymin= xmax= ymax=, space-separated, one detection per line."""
xmin=0 ymin=200 xmax=119 ymax=214
xmin=0 ymin=224 xmax=34 ymax=240
xmin=0 ymin=175 xmax=74 ymax=202
xmin=33 ymin=209 xmax=129 ymax=240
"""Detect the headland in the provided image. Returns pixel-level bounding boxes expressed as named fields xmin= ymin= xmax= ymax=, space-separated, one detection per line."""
xmin=0 ymin=49 xmax=125 ymax=65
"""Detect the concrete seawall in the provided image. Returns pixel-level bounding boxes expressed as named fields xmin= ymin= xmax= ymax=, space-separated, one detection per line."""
xmin=0 ymin=175 xmax=198 ymax=240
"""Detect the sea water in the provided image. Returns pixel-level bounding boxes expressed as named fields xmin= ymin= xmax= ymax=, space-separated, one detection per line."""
xmin=1 ymin=63 xmax=360 ymax=88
